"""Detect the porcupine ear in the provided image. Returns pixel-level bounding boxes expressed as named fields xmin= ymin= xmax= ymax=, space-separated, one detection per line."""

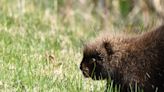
xmin=103 ymin=41 xmax=113 ymax=55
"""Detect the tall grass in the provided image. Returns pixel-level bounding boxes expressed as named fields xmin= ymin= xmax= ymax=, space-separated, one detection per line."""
xmin=0 ymin=0 xmax=160 ymax=92
xmin=0 ymin=0 xmax=105 ymax=92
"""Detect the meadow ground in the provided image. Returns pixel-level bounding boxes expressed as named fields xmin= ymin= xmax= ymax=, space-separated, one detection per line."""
xmin=1 ymin=0 xmax=160 ymax=92
xmin=0 ymin=0 xmax=108 ymax=92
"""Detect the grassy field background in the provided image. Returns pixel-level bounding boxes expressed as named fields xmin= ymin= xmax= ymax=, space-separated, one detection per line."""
xmin=0 ymin=0 xmax=161 ymax=92
xmin=0 ymin=0 xmax=106 ymax=92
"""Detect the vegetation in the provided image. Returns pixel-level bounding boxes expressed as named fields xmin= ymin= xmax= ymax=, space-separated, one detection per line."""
xmin=0 ymin=0 xmax=161 ymax=92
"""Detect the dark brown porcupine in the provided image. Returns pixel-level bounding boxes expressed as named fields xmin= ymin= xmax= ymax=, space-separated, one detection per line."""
xmin=80 ymin=25 xmax=164 ymax=92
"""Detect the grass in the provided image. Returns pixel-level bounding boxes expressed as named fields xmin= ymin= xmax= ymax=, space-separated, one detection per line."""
xmin=0 ymin=0 xmax=157 ymax=92
xmin=0 ymin=0 xmax=107 ymax=92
